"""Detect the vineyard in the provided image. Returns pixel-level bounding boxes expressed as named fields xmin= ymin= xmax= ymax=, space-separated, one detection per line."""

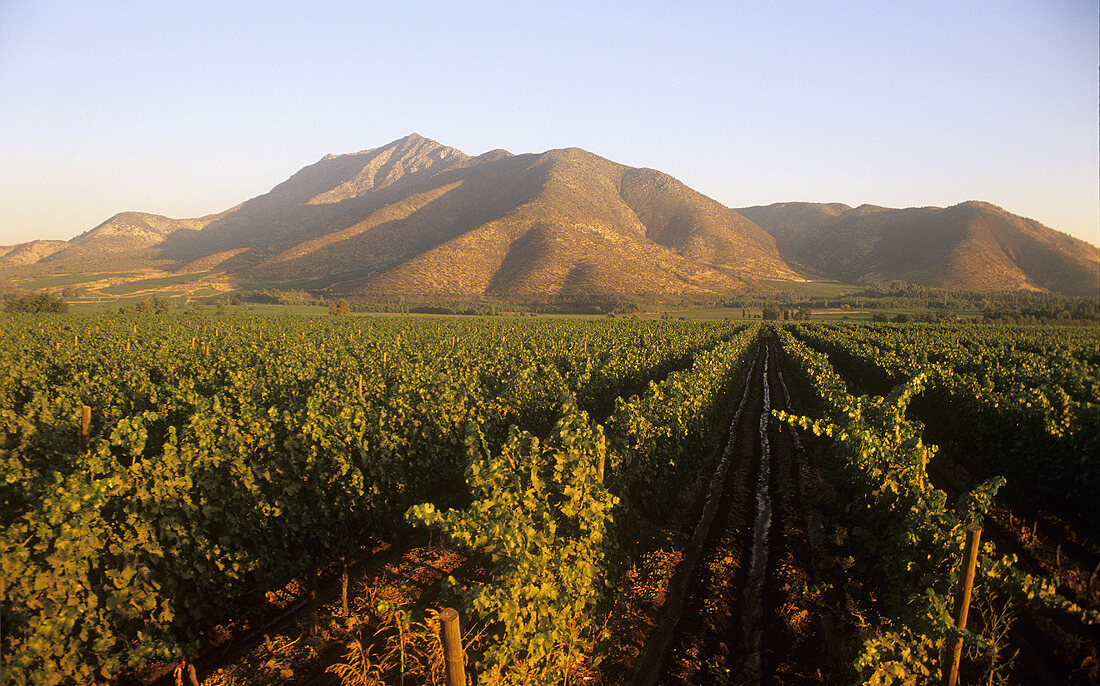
xmin=785 ymin=323 xmax=1100 ymax=537
xmin=1 ymin=315 xmax=1097 ymax=685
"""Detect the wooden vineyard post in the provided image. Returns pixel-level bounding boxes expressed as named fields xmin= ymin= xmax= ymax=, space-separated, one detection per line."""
xmin=439 ymin=607 xmax=466 ymax=686
xmin=80 ymin=405 xmax=91 ymax=452
xmin=357 ymin=374 xmax=363 ymax=396
xmin=307 ymin=570 xmax=320 ymax=637
xmin=597 ymin=453 xmax=605 ymax=484
xmin=174 ymin=660 xmax=199 ymax=686
xmin=944 ymin=524 xmax=981 ymax=686
xmin=341 ymin=557 xmax=349 ymax=617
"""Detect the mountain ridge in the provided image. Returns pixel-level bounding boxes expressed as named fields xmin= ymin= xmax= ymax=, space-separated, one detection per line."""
xmin=2 ymin=135 xmax=1096 ymax=299
xmin=738 ymin=200 xmax=1098 ymax=296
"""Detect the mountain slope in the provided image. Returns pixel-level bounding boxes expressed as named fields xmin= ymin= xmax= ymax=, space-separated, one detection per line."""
xmin=3 ymin=136 xmax=1096 ymax=299
xmin=356 ymin=146 xmax=797 ymax=296
xmin=0 ymin=240 xmax=68 ymax=267
xmin=3 ymin=134 xmax=798 ymax=298
xmin=739 ymin=201 xmax=1099 ymax=295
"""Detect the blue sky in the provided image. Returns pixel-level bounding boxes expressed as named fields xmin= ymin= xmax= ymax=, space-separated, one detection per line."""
xmin=1 ymin=1 xmax=1097 ymax=246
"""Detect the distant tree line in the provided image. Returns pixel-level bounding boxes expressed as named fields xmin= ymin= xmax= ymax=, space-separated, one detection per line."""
xmin=980 ymin=302 xmax=1099 ymax=326
xmin=238 ymin=289 xmax=322 ymax=306
xmin=407 ymin=304 xmax=505 ymax=316
xmin=717 ymin=283 xmax=1098 ymax=325
xmin=532 ymin=296 xmax=642 ymax=315
xmin=3 ymin=292 xmax=68 ymax=313
xmin=350 ymin=294 xmax=641 ymax=316
xmin=761 ymin=305 xmax=814 ymax=321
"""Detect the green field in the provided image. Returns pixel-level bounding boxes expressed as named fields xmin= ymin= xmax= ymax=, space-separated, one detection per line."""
xmin=20 ymin=272 xmax=134 ymax=289
xmin=100 ymin=271 xmax=213 ymax=295
xmin=761 ymin=278 xmax=861 ymax=297
xmin=237 ymin=269 xmax=378 ymax=293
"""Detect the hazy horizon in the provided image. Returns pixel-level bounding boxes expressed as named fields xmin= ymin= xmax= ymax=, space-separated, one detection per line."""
xmin=2 ymin=1 xmax=1097 ymax=248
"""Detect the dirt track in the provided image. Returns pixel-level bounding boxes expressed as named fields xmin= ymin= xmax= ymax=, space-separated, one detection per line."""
xmin=632 ymin=336 xmax=837 ymax=685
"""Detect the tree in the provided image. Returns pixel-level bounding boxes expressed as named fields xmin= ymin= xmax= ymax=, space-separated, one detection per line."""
xmin=329 ymin=299 xmax=352 ymax=316
xmin=135 ymin=296 xmax=170 ymax=314
xmin=3 ymin=292 xmax=68 ymax=313
xmin=762 ymin=305 xmax=781 ymax=321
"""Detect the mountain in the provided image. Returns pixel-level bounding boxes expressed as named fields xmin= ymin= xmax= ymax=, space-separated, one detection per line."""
xmin=2 ymin=134 xmax=798 ymax=299
xmin=40 ymin=212 xmax=221 ymax=273
xmin=2 ymin=135 xmax=1096 ymax=300
xmin=0 ymin=240 xmax=68 ymax=267
xmin=739 ymin=201 xmax=1099 ymax=296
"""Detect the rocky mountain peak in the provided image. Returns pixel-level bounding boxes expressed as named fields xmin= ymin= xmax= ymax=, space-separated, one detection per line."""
xmin=305 ymin=134 xmax=469 ymax=205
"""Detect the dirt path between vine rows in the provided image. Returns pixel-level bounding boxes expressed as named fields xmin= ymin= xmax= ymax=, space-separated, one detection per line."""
xmin=631 ymin=336 xmax=841 ymax=685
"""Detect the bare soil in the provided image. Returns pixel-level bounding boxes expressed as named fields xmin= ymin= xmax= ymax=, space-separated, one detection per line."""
xmin=626 ymin=336 xmax=846 ymax=685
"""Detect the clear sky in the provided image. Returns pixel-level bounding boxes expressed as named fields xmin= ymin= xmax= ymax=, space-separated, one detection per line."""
xmin=1 ymin=0 xmax=1097 ymax=247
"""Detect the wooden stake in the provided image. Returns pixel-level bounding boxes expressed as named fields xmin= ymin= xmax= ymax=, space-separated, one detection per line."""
xmin=439 ymin=607 xmax=466 ymax=686
xmin=341 ymin=557 xmax=349 ymax=617
xmin=80 ymin=405 xmax=91 ymax=452
xmin=174 ymin=660 xmax=199 ymax=686
xmin=597 ymin=453 xmax=605 ymax=484
xmin=308 ymin=570 xmax=319 ymax=636
xmin=944 ymin=525 xmax=981 ymax=686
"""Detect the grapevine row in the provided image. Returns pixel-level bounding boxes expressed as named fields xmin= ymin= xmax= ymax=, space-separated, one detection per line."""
xmin=0 ymin=315 xmax=739 ymax=685
xmin=772 ymin=326 xmax=1097 ymax=684
xmin=786 ymin=322 xmax=1100 ymax=533
xmin=407 ymin=324 xmax=762 ymax=681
